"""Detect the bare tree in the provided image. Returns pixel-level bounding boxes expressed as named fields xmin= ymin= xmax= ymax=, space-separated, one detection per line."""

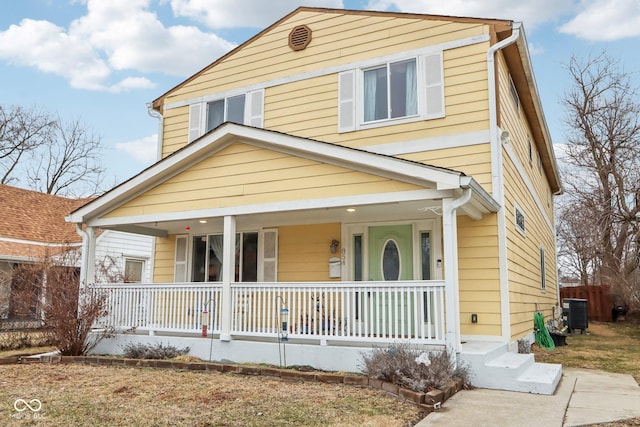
xmin=0 ymin=105 xmax=54 ymax=185
xmin=26 ymin=116 xmax=105 ymax=197
xmin=556 ymin=199 xmax=601 ymax=285
xmin=0 ymin=104 xmax=106 ymax=197
xmin=560 ymin=52 xmax=640 ymax=312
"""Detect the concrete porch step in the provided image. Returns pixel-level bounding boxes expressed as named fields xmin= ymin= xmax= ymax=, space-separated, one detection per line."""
xmin=460 ymin=341 xmax=562 ymax=395
xmin=517 ymin=362 xmax=563 ymax=395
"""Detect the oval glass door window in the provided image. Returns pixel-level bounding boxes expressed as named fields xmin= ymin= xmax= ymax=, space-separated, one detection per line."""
xmin=382 ymin=239 xmax=401 ymax=281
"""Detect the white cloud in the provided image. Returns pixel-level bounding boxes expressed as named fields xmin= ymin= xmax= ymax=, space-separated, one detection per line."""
xmin=528 ymin=42 xmax=545 ymax=56
xmin=169 ymin=0 xmax=344 ymax=29
xmin=0 ymin=0 xmax=237 ymax=91
xmin=0 ymin=19 xmax=111 ymax=90
xmin=559 ymin=0 xmax=640 ymax=41
xmin=115 ymin=134 xmax=158 ymax=164
xmin=72 ymin=0 xmax=236 ymax=76
xmin=366 ymin=0 xmax=574 ymax=31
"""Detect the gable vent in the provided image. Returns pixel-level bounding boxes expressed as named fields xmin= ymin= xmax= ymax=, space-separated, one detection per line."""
xmin=288 ymin=25 xmax=312 ymax=51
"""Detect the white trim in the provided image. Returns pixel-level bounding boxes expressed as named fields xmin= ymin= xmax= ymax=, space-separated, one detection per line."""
xmin=362 ymin=130 xmax=490 ymax=156
xmin=85 ymin=189 xmax=451 ymax=228
xmin=162 ymin=34 xmax=491 ymax=111
xmin=0 ymin=236 xmax=82 ymax=248
xmin=504 ymin=142 xmax=554 ymax=232
xmin=487 ymin=25 xmax=521 ymax=342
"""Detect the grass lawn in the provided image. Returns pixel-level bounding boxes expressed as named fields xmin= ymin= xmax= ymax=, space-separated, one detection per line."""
xmin=0 ymin=362 xmax=423 ymax=426
xmin=532 ymin=321 xmax=640 ymax=383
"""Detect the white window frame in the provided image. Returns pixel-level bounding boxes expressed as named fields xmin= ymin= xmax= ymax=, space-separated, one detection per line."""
xmin=540 ymin=245 xmax=546 ymax=291
xmin=361 ymin=58 xmax=420 ymax=125
xmin=123 ymin=257 xmax=145 ymax=283
xmin=515 ymin=204 xmax=526 ymax=236
xmin=339 ymin=51 xmax=444 ymax=133
xmin=509 ymin=74 xmax=519 ymax=111
xmin=188 ymin=88 xmax=264 ymax=142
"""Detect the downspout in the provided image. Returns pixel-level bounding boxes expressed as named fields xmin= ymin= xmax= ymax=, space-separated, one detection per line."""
xmin=487 ymin=22 xmax=521 ymax=342
xmin=76 ymin=224 xmax=89 ymax=289
xmin=147 ymin=102 xmax=164 ymax=163
xmin=443 ymin=187 xmax=473 ymax=355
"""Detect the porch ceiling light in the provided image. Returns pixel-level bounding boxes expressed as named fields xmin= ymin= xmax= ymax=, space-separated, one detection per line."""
xmin=199 ymin=220 xmax=207 ymax=224
xmin=346 ymin=208 xmax=356 ymax=212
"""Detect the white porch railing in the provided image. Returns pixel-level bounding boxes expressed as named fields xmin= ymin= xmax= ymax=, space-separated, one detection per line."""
xmin=93 ymin=281 xmax=446 ymax=345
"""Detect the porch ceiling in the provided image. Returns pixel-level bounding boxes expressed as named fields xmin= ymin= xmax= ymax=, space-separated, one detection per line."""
xmin=107 ymin=198 xmax=447 ymax=235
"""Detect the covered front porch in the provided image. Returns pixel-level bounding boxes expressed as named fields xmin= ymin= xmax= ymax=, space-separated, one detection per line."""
xmin=69 ymin=124 xmax=501 ymax=370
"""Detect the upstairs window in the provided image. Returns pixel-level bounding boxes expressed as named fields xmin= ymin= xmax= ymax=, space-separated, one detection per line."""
xmin=188 ymin=89 xmax=264 ymax=142
xmin=338 ymin=51 xmax=444 ymax=133
xmin=207 ymin=95 xmax=246 ymax=131
xmin=363 ymin=59 xmax=417 ymax=122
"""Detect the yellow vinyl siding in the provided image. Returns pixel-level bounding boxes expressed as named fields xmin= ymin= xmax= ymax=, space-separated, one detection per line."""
xmin=401 ymin=143 xmax=492 ymax=191
xmin=498 ymin=50 xmax=558 ymax=340
xmin=157 ymin=14 xmax=492 ymax=159
xmin=164 ymin=12 xmax=489 ymax=105
xmin=153 ymin=235 xmax=176 ymax=283
xmin=457 ymin=214 xmax=502 ymax=336
xmin=504 ymin=186 xmax=558 ymax=341
xmin=277 ymin=223 xmax=341 ymax=282
xmin=104 ymin=142 xmax=424 ymax=219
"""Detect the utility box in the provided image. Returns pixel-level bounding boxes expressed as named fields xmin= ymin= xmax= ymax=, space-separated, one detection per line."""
xmin=563 ymin=298 xmax=588 ymax=333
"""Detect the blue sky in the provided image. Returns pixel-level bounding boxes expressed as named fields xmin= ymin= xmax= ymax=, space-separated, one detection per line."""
xmin=1 ymin=0 xmax=639 ymax=192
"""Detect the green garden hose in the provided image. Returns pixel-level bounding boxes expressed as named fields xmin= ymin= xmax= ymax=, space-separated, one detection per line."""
xmin=534 ymin=312 xmax=556 ymax=350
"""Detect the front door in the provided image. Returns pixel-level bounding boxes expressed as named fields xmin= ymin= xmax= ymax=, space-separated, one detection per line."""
xmin=368 ymin=225 xmax=413 ymax=336
xmin=368 ymin=225 xmax=413 ymax=281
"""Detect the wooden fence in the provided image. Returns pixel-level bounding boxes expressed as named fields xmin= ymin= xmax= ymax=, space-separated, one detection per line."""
xmin=560 ymin=285 xmax=613 ymax=322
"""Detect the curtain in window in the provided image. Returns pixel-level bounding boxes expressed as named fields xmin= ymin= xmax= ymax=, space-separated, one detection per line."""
xmin=206 ymin=100 xmax=225 ymax=132
xmin=363 ymin=69 xmax=379 ymax=122
xmin=405 ymin=59 xmax=417 ymax=116
xmin=209 ymin=235 xmax=224 ymax=281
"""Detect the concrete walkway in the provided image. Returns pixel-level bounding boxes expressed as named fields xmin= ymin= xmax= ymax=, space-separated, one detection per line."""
xmin=416 ymin=369 xmax=640 ymax=426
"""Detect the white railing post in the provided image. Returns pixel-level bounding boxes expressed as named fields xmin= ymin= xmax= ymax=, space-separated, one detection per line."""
xmin=220 ymin=215 xmax=236 ymax=341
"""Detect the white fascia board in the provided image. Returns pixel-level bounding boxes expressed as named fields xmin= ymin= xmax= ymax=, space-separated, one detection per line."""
xmin=0 ymin=236 xmax=82 ymax=248
xmin=85 ymin=189 xmax=451 ymax=228
xmin=515 ymin=30 xmax=561 ymax=194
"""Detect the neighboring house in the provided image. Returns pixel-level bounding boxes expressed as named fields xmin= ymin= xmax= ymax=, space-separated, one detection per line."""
xmin=68 ymin=8 xmax=562 ymax=393
xmin=0 ymin=184 xmax=154 ymax=324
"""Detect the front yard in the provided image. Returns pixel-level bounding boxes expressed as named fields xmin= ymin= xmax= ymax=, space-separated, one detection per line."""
xmin=0 ymin=362 xmax=423 ymax=426
xmin=533 ymin=321 xmax=640 ymax=383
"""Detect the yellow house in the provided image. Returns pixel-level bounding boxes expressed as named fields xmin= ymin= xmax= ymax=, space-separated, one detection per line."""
xmin=68 ymin=7 xmax=562 ymax=393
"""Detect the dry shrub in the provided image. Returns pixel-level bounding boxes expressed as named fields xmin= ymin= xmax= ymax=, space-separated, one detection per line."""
xmin=7 ymin=251 xmax=115 ymax=356
xmin=121 ymin=342 xmax=190 ymax=359
xmin=361 ymin=343 xmax=471 ymax=392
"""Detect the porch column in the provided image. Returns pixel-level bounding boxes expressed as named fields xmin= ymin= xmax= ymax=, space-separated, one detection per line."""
xmin=220 ymin=215 xmax=236 ymax=342
xmin=442 ymin=198 xmax=460 ymax=352
xmin=86 ymin=226 xmax=96 ymax=285
xmin=442 ymin=189 xmax=472 ymax=354
xmin=76 ymin=225 xmax=97 ymax=288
